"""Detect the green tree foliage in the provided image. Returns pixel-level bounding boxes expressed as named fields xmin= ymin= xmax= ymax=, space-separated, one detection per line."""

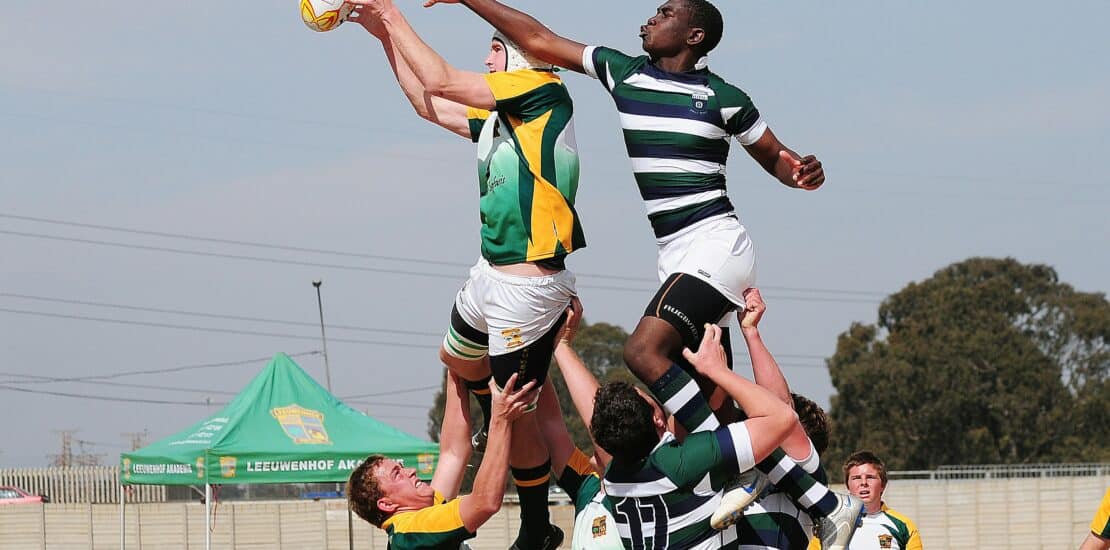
xmin=424 ymin=318 xmax=630 ymax=490
xmin=825 ymin=257 xmax=1109 ymax=470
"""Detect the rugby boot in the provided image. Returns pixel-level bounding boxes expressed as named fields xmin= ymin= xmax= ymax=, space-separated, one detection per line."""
xmin=814 ymin=492 xmax=865 ymax=550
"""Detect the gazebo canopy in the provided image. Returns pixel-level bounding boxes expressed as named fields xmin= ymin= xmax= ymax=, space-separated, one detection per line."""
xmin=120 ymin=353 xmax=438 ymax=485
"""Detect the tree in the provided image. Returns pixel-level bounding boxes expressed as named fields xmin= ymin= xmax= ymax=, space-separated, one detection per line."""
xmin=825 ymin=257 xmax=1109 ymax=470
xmin=425 ymin=318 xmax=630 ymax=490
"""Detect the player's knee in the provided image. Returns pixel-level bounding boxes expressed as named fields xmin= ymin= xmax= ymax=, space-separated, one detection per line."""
xmin=623 ymin=331 xmax=664 ymax=378
xmin=440 ymin=348 xmax=489 ymax=382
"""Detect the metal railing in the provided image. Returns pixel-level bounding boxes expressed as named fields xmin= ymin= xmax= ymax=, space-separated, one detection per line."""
xmin=889 ymin=462 xmax=1110 ymax=480
xmin=0 ymin=466 xmax=165 ymax=503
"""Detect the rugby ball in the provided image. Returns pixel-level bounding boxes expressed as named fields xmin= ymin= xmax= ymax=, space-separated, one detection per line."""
xmin=301 ymin=0 xmax=352 ymax=32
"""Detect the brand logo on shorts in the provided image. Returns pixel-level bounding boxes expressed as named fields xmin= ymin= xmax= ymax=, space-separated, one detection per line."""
xmin=501 ymin=328 xmax=524 ymax=349
xmin=697 ymin=269 xmax=712 ymax=279
xmin=662 ymin=304 xmax=700 ymax=341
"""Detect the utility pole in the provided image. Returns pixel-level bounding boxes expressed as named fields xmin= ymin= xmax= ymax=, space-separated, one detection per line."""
xmin=49 ymin=430 xmax=103 ymax=466
xmin=312 ymin=280 xmax=333 ymax=392
xmin=49 ymin=429 xmax=75 ymax=467
xmin=122 ymin=430 xmax=149 ymax=451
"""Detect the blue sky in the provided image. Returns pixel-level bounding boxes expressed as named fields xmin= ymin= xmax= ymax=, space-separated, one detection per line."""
xmin=1 ymin=1 xmax=1107 ymax=467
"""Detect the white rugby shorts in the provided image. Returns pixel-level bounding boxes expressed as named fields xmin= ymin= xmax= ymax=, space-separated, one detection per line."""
xmin=656 ymin=215 xmax=757 ymax=309
xmin=448 ymin=257 xmax=577 ymax=358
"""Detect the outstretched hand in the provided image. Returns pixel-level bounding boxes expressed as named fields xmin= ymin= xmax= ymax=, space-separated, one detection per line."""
xmin=681 ymin=324 xmax=729 ymax=377
xmin=346 ymin=2 xmax=386 ymax=37
xmin=489 ymin=373 xmax=537 ymax=423
xmin=739 ymin=288 xmax=766 ymax=329
xmin=778 ymin=150 xmax=824 ymax=190
xmin=558 ymin=297 xmax=584 ymax=346
xmin=421 ymin=0 xmax=460 ymax=7
xmin=345 ymin=0 xmax=394 ymax=20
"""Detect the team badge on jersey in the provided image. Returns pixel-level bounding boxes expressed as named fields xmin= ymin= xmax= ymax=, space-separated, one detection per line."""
xmin=691 ymin=92 xmax=709 ymax=113
xmin=878 ymin=534 xmax=894 ymax=549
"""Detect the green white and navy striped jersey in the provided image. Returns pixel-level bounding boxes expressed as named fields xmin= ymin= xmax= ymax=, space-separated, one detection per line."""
xmin=601 ymin=427 xmax=755 ymax=549
xmin=733 ymin=447 xmax=825 ymax=549
xmin=809 ymin=504 xmax=922 ymax=550
xmin=464 ymin=69 xmax=586 ymax=265
xmin=581 ymin=46 xmax=767 ymax=239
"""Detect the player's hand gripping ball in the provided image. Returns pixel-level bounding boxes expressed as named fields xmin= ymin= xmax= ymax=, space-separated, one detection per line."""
xmin=301 ymin=0 xmax=352 ymax=32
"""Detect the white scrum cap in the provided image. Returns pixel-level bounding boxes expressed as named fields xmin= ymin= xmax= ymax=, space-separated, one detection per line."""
xmin=492 ymin=31 xmax=555 ymax=72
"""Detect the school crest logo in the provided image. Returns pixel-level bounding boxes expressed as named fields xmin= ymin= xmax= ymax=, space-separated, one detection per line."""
xmin=219 ymin=456 xmax=238 ymax=479
xmin=501 ymin=327 xmax=524 ymax=349
xmin=271 ymin=404 xmax=332 ymax=445
xmin=878 ymin=534 xmax=894 ymax=549
xmin=418 ymin=453 xmax=436 ymax=474
xmin=592 ymin=515 xmax=608 ymax=538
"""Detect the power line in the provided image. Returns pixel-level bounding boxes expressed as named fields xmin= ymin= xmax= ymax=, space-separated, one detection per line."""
xmin=0 ymin=292 xmax=443 ymax=337
xmin=0 ymin=229 xmax=881 ymax=303
xmin=0 ymin=304 xmax=832 ymax=364
xmin=341 ymin=385 xmax=441 ymax=400
xmin=0 ymin=384 xmax=215 ymax=406
xmin=0 ymin=212 xmax=475 ymax=269
xmin=0 ymin=212 xmax=888 ymax=297
xmin=0 ymin=352 xmax=318 ymax=383
xmin=0 ymin=372 xmax=240 ymax=395
xmin=0 ymin=307 xmax=440 ymax=349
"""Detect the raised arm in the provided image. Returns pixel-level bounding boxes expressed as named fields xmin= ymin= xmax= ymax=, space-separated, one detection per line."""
xmin=350 ymin=10 xmax=472 ymax=137
xmin=551 ymin=298 xmax=611 ymax=469
xmin=743 ymin=127 xmax=825 ymax=191
xmin=428 ymin=370 xmax=473 ymax=500
xmin=457 ymin=374 xmax=535 ymax=532
xmin=350 ymin=0 xmax=496 ymax=109
xmin=681 ymin=325 xmax=795 ymax=464
xmin=425 ymin=0 xmax=588 ymax=73
xmin=737 ymin=288 xmax=813 ymax=460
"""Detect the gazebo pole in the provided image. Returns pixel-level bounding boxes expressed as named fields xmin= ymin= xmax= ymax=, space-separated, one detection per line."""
xmin=119 ymin=485 xmax=125 ymax=550
xmin=205 ymin=484 xmax=212 ymax=550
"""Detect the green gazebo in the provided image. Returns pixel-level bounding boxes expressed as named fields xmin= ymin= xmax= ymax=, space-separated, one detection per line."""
xmin=119 ymin=352 xmax=438 ymax=549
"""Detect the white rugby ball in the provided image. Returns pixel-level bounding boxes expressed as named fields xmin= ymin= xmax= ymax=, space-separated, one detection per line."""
xmin=301 ymin=0 xmax=352 ymax=32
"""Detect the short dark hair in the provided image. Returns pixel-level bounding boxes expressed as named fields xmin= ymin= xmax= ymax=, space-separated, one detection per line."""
xmin=843 ymin=450 xmax=888 ymax=486
xmin=682 ymin=0 xmax=723 ymax=55
xmin=347 ymin=455 xmax=389 ymax=527
xmin=591 ymin=382 xmax=660 ymax=462
xmin=791 ymin=393 xmax=830 ymax=455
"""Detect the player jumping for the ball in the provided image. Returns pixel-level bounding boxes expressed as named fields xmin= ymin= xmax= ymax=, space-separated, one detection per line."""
xmin=348 ymin=2 xmax=584 ymax=547
xmin=418 ymin=0 xmax=862 ymax=547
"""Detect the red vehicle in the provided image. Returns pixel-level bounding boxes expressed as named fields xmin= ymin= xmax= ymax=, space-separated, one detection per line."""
xmin=0 ymin=486 xmax=47 ymax=505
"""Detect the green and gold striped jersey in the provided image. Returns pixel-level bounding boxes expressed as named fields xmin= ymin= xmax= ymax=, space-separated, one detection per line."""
xmin=1092 ymin=488 xmax=1110 ymax=538
xmin=465 ymin=69 xmax=585 ymax=265
xmin=381 ymin=491 xmax=475 ymax=550
xmin=810 ymin=504 xmax=921 ymax=550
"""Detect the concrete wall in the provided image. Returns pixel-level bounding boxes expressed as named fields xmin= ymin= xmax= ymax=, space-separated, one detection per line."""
xmin=1 ymin=475 xmax=1106 ymax=549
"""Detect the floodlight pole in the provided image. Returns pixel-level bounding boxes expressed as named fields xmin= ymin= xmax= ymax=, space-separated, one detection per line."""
xmin=312 ymin=280 xmax=351 ymax=550
xmin=312 ymin=280 xmax=333 ymax=392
